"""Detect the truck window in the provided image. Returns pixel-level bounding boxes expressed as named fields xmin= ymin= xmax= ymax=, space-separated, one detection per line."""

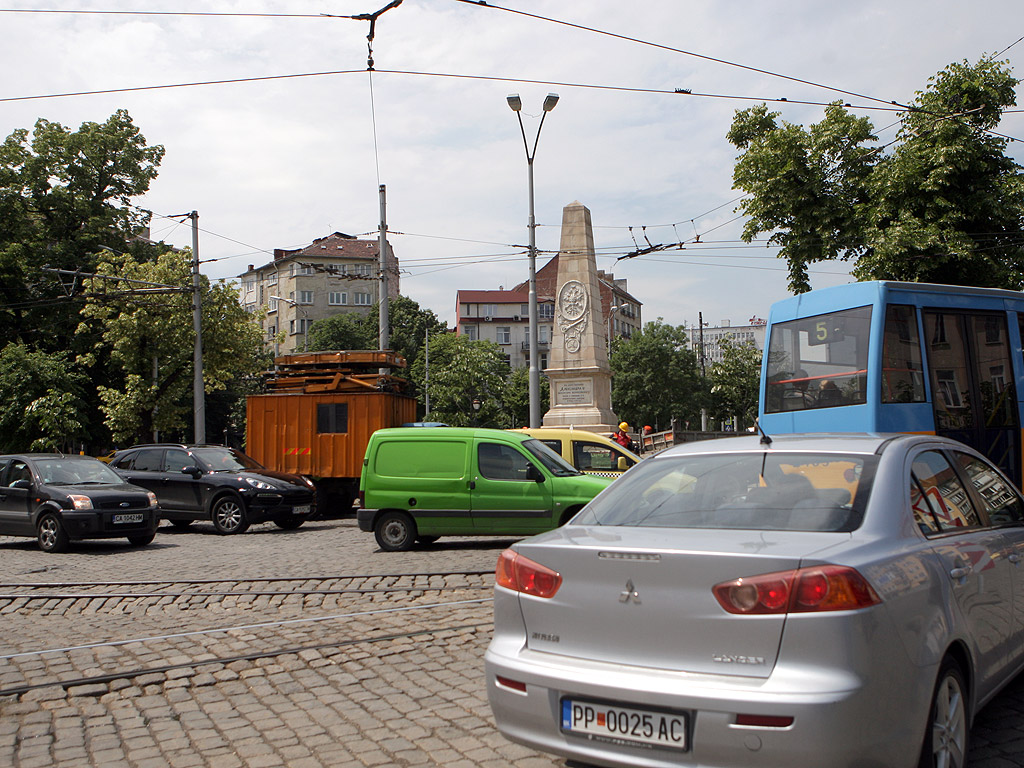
xmin=478 ymin=443 xmax=532 ymax=481
xmin=317 ymin=403 xmax=349 ymax=433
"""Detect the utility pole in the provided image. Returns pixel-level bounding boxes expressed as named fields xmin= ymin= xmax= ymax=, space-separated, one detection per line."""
xmin=424 ymin=326 xmax=431 ymax=416
xmin=190 ymin=211 xmax=206 ymax=443
xmin=378 ymin=184 xmax=390 ymax=354
xmin=698 ymin=311 xmax=707 ymax=432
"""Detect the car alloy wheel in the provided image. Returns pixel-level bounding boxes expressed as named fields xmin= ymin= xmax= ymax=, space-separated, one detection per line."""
xmin=921 ymin=660 xmax=968 ymax=768
xmin=37 ymin=513 xmax=69 ymax=553
xmin=212 ymin=497 xmax=250 ymax=535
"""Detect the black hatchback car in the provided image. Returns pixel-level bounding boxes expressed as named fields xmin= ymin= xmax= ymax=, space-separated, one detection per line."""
xmin=0 ymin=454 xmax=159 ymax=552
xmin=110 ymin=445 xmax=316 ymax=534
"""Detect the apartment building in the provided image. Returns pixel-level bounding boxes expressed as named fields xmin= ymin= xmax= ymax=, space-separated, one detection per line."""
xmin=238 ymin=232 xmax=399 ymax=355
xmin=691 ymin=316 xmax=767 ymax=367
xmin=455 ymin=255 xmax=641 ymax=370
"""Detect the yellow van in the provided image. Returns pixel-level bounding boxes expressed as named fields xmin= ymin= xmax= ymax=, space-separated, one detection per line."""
xmin=512 ymin=427 xmax=642 ymax=479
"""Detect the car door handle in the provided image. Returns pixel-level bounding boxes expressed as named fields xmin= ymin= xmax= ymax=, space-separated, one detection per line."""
xmin=949 ymin=565 xmax=973 ymax=580
xmin=468 ymin=481 xmax=476 ymax=490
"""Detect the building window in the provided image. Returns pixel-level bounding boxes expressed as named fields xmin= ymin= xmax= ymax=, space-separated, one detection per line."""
xmin=298 ymin=290 xmax=314 ymax=304
xmin=539 ymin=303 xmax=554 ymax=319
xmin=497 ymin=327 xmax=511 ymax=345
xmin=521 ymin=304 xmax=529 ymax=315
xmin=298 ymin=263 xmax=314 ymax=276
xmin=352 ymin=263 xmax=372 ymax=277
xmin=540 ymin=352 xmax=548 ymax=370
xmin=354 ymin=292 xmax=372 ymax=306
xmin=267 ymin=324 xmax=276 ymax=337
xmin=329 ymin=292 xmax=347 ymax=306
xmin=539 ymin=325 xmax=550 ymax=344
xmin=464 ymin=326 xmax=478 ymax=341
xmin=483 ymin=304 xmax=496 ymax=318
xmin=290 ymin=318 xmax=311 ymax=335
xmin=243 ymin=279 xmax=255 ymax=292
xmin=268 ymin=298 xmax=278 ymax=312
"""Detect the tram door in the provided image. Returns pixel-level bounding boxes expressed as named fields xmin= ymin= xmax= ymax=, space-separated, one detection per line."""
xmin=922 ymin=310 xmax=1021 ymax=487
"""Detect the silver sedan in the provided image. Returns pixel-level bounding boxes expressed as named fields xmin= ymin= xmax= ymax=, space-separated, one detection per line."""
xmin=485 ymin=433 xmax=1024 ymax=768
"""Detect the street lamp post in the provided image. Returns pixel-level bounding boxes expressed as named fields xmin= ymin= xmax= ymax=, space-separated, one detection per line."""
xmin=270 ymin=295 xmax=309 ymax=352
xmin=472 ymin=397 xmax=482 ymax=427
xmin=507 ymin=92 xmax=559 ymax=429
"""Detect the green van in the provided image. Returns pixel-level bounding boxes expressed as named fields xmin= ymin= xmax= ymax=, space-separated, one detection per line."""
xmin=357 ymin=427 xmax=613 ymax=551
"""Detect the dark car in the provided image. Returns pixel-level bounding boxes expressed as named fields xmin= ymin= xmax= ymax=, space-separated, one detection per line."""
xmin=110 ymin=444 xmax=316 ymax=534
xmin=0 ymin=454 xmax=159 ymax=552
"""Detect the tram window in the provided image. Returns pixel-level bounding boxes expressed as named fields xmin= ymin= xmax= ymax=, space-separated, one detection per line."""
xmin=764 ymin=306 xmax=871 ymax=413
xmin=881 ymin=305 xmax=925 ymax=403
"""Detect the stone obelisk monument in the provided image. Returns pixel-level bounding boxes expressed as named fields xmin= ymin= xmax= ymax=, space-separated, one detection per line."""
xmin=542 ymin=201 xmax=619 ymax=432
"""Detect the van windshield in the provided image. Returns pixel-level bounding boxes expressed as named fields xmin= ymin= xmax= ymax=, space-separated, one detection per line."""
xmin=522 ymin=439 xmax=581 ymax=477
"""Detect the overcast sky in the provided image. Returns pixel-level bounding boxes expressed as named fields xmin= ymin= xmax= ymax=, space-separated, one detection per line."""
xmin=3 ymin=1 xmax=1022 ymax=329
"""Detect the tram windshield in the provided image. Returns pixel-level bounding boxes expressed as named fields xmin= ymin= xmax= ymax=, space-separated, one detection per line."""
xmin=764 ymin=306 xmax=871 ymax=413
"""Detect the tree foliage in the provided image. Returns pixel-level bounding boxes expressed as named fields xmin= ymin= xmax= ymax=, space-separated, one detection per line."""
xmin=728 ymin=57 xmax=1024 ymax=292
xmin=0 ymin=110 xmax=164 ymax=351
xmin=78 ymin=249 xmax=264 ymax=445
xmin=610 ymin=320 xmax=705 ymax=430
xmin=707 ymin=336 xmax=762 ymax=429
xmin=0 ymin=343 xmax=89 ymax=452
xmin=408 ymin=333 xmax=510 ymax=427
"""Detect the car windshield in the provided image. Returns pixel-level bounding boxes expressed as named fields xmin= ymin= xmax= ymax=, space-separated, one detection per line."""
xmin=573 ymin=451 xmax=876 ymax=532
xmin=191 ymin=447 xmax=263 ymax=472
xmin=521 ymin=439 xmax=581 ymax=477
xmin=37 ymin=458 xmax=125 ymax=486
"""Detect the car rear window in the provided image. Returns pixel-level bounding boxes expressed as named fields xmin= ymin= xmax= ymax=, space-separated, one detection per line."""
xmin=574 ymin=451 xmax=876 ymax=532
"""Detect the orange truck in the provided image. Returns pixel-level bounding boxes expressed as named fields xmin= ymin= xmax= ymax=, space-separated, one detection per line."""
xmin=245 ymin=351 xmax=417 ymax=516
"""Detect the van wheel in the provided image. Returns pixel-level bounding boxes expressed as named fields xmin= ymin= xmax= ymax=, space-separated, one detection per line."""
xmin=918 ymin=657 xmax=968 ymax=768
xmin=374 ymin=511 xmax=416 ymax=551
xmin=37 ymin=513 xmax=69 ymax=553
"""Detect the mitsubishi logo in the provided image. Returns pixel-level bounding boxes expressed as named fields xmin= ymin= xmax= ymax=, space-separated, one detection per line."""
xmin=619 ymin=579 xmax=641 ymax=605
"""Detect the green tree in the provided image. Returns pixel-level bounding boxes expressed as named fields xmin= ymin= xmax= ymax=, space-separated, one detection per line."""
xmin=610 ymin=320 xmax=705 ymax=430
xmin=0 ymin=343 xmax=89 ymax=452
xmin=502 ymin=366 xmax=549 ymax=429
xmin=728 ymin=57 xmax=1024 ymax=293
xmin=408 ymin=333 xmax=509 ymax=427
xmin=78 ymin=249 xmax=264 ymax=444
xmin=0 ymin=110 xmax=164 ymax=351
xmin=307 ymin=311 xmax=375 ymax=351
xmin=707 ymin=336 xmax=763 ymax=430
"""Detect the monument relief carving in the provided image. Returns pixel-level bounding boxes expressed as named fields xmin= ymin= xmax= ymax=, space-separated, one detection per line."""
xmin=557 ymin=279 xmax=589 ymax=354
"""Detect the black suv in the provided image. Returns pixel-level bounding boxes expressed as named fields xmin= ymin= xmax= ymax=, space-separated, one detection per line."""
xmin=0 ymin=454 xmax=159 ymax=552
xmin=110 ymin=445 xmax=316 ymax=534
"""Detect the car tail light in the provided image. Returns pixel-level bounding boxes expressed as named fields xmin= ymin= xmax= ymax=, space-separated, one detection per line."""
xmin=495 ymin=549 xmax=562 ymax=598
xmin=713 ymin=565 xmax=880 ymax=615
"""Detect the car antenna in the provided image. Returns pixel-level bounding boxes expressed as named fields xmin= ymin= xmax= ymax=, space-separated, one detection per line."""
xmin=755 ymin=418 xmax=772 ymax=447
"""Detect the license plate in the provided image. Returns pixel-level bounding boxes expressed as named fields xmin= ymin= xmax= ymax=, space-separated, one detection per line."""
xmin=113 ymin=513 xmax=144 ymax=524
xmin=561 ymin=698 xmax=688 ymax=751
xmin=293 ymin=505 xmax=311 ymax=515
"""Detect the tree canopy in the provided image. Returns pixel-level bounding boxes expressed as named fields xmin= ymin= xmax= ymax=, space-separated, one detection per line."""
xmin=609 ymin=319 xmax=704 ymax=431
xmin=728 ymin=57 xmax=1024 ymax=293
xmin=707 ymin=336 xmax=762 ymax=430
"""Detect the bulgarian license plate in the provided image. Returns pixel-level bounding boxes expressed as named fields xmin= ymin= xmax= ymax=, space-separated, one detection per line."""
xmin=561 ymin=698 xmax=688 ymax=751
xmin=293 ymin=505 xmax=311 ymax=515
xmin=112 ymin=513 xmax=144 ymax=524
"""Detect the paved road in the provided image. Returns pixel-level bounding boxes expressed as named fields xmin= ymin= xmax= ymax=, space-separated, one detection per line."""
xmin=1 ymin=518 xmax=1023 ymax=767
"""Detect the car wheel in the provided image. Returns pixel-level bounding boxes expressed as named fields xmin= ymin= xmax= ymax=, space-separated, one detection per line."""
xmin=169 ymin=520 xmax=193 ymax=530
xmin=274 ymin=516 xmax=304 ymax=530
xmin=211 ymin=497 xmax=250 ymax=535
xmin=374 ymin=511 xmax=416 ymax=551
xmin=919 ymin=658 xmax=968 ymax=768
xmin=127 ymin=532 xmax=155 ymax=546
xmin=37 ymin=513 xmax=69 ymax=553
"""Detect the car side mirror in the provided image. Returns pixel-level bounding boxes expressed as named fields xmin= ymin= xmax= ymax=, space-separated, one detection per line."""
xmin=11 ymin=479 xmax=32 ymax=490
xmin=526 ymin=464 xmax=545 ymax=483
xmin=617 ymin=456 xmax=628 ymax=471
xmin=182 ymin=466 xmax=202 ymax=478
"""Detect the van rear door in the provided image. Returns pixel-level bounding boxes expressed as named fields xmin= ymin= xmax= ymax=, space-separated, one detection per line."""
xmin=471 ymin=439 xmax=555 ymax=534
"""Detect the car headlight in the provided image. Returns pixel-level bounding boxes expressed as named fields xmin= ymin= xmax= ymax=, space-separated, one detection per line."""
xmin=301 ymin=475 xmax=316 ymax=490
xmin=244 ymin=477 xmax=276 ymax=490
xmin=147 ymin=492 xmax=158 ymax=508
xmin=69 ymin=494 xmax=93 ymax=510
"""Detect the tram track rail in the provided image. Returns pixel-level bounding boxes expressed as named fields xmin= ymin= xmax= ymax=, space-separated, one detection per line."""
xmin=0 ymin=619 xmax=492 ymax=698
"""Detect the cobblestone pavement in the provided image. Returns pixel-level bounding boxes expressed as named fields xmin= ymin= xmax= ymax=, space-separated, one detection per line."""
xmin=1 ymin=518 xmax=1023 ymax=767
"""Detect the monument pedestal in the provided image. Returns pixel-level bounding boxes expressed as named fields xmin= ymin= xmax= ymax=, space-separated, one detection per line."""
xmin=541 ymin=201 xmax=619 ymax=434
